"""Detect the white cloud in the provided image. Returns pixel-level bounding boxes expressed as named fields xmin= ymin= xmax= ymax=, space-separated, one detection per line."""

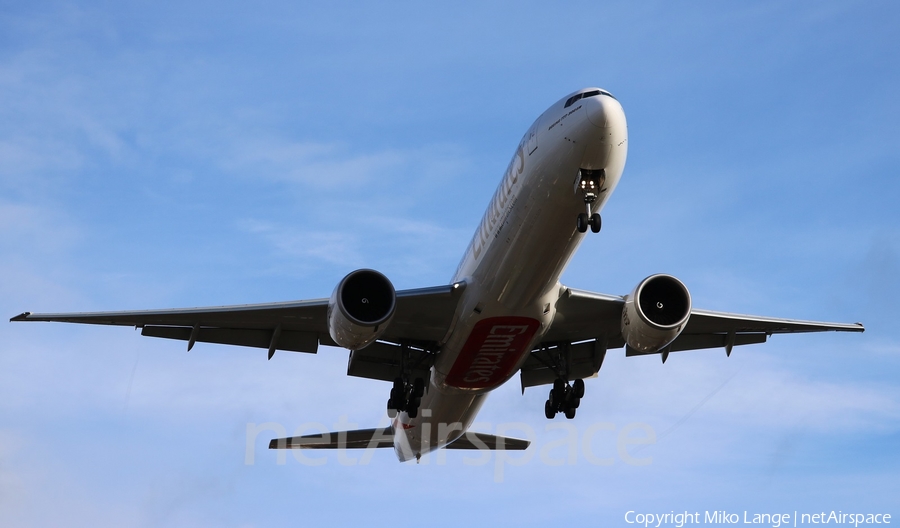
xmin=569 ymin=350 xmax=900 ymax=439
xmin=0 ymin=202 xmax=81 ymax=250
xmin=237 ymin=218 xmax=364 ymax=268
xmin=0 ymin=139 xmax=85 ymax=181
xmin=222 ymin=140 xmax=408 ymax=188
xmin=710 ymin=365 xmax=899 ymax=432
xmin=220 ymin=138 xmax=470 ymax=191
xmin=235 ymin=204 xmax=470 ymax=286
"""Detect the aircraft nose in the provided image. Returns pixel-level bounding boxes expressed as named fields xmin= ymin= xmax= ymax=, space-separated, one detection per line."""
xmin=586 ymin=92 xmax=621 ymax=128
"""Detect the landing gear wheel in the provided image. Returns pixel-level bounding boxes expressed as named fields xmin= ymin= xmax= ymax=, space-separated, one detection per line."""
xmin=553 ymin=379 xmax=565 ymax=393
xmin=413 ymin=377 xmax=425 ymax=398
xmin=564 ymin=405 xmax=577 ymax=419
xmin=388 ymin=392 xmax=397 ymax=411
xmin=406 ymin=396 xmax=421 ymax=418
xmin=551 ymin=379 xmax=566 ymax=410
xmin=589 ymin=213 xmax=602 ymax=233
xmin=573 ymin=378 xmax=585 ymax=399
xmin=389 ymin=378 xmax=409 ymax=414
xmin=545 ymin=399 xmax=555 ymax=419
xmin=390 ymin=390 xmax=406 ymax=412
xmin=576 ymin=213 xmax=589 ymax=233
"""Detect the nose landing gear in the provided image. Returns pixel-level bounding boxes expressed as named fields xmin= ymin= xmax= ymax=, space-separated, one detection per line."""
xmin=577 ymin=212 xmax=602 ymax=234
xmin=575 ymin=169 xmax=605 ymax=234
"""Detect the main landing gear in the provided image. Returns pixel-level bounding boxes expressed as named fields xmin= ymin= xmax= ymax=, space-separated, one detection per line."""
xmin=387 ymin=377 xmax=424 ymax=418
xmin=575 ymin=169 xmax=605 ymax=234
xmin=545 ymin=378 xmax=585 ymax=419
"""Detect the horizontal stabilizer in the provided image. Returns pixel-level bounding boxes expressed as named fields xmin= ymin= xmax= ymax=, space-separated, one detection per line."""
xmin=268 ymin=428 xmax=530 ymax=451
xmin=445 ymin=432 xmax=530 ymax=451
xmin=269 ymin=427 xmax=393 ymax=449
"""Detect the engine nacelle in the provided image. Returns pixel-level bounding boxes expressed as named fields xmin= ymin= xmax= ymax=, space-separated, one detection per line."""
xmin=621 ymin=274 xmax=692 ymax=354
xmin=327 ymin=269 xmax=396 ymax=350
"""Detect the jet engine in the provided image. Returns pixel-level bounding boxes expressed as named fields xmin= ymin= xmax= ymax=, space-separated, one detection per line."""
xmin=621 ymin=274 xmax=692 ymax=353
xmin=327 ymin=269 xmax=396 ymax=350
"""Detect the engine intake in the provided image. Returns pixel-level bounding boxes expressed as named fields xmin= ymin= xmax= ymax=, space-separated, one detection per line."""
xmin=328 ymin=269 xmax=396 ymax=350
xmin=621 ymin=274 xmax=692 ymax=354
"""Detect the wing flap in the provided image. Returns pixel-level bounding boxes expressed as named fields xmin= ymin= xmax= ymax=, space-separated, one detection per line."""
xmin=625 ymin=332 xmax=767 ymax=356
xmin=141 ymin=325 xmax=319 ymax=353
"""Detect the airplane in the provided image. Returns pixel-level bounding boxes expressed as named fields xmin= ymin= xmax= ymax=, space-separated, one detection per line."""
xmin=11 ymin=87 xmax=864 ymax=462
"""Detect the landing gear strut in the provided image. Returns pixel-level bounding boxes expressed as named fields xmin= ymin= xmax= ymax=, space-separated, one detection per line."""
xmin=387 ymin=377 xmax=424 ymax=418
xmin=575 ymin=169 xmax=605 ymax=234
xmin=545 ymin=378 xmax=585 ymax=419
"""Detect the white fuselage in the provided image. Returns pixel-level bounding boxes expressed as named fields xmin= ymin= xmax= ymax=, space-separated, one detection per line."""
xmin=393 ymin=88 xmax=628 ymax=461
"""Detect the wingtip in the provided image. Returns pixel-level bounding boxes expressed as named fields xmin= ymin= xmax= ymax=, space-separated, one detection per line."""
xmin=268 ymin=438 xmax=292 ymax=449
xmin=10 ymin=312 xmax=31 ymax=322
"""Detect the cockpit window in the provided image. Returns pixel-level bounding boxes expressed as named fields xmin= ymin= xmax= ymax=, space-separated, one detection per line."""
xmin=564 ymin=89 xmax=616 ymax=108
xmin=564 ymin=93 xmax=583 ymax=108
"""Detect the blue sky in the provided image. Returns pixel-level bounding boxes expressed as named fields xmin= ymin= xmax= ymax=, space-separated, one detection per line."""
xmin=1 ymin=1 xmax=898 ymax=526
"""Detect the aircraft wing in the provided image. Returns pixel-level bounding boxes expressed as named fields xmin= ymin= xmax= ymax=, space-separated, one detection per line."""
xmin=520 ymin=287 xmax=865 ymax=389
xmin=10 ymin=284 xmax=463 ymax=361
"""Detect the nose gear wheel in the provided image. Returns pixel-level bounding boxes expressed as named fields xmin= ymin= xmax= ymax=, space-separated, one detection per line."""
xmin=577 ymin=213 xmax=589 ymax=233
xmin=575 ymin=169 xmax=606 ymax=234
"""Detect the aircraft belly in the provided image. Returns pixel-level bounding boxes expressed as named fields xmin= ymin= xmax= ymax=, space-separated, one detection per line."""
xmin=444 ymin=316 xmax=541 ymax=390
